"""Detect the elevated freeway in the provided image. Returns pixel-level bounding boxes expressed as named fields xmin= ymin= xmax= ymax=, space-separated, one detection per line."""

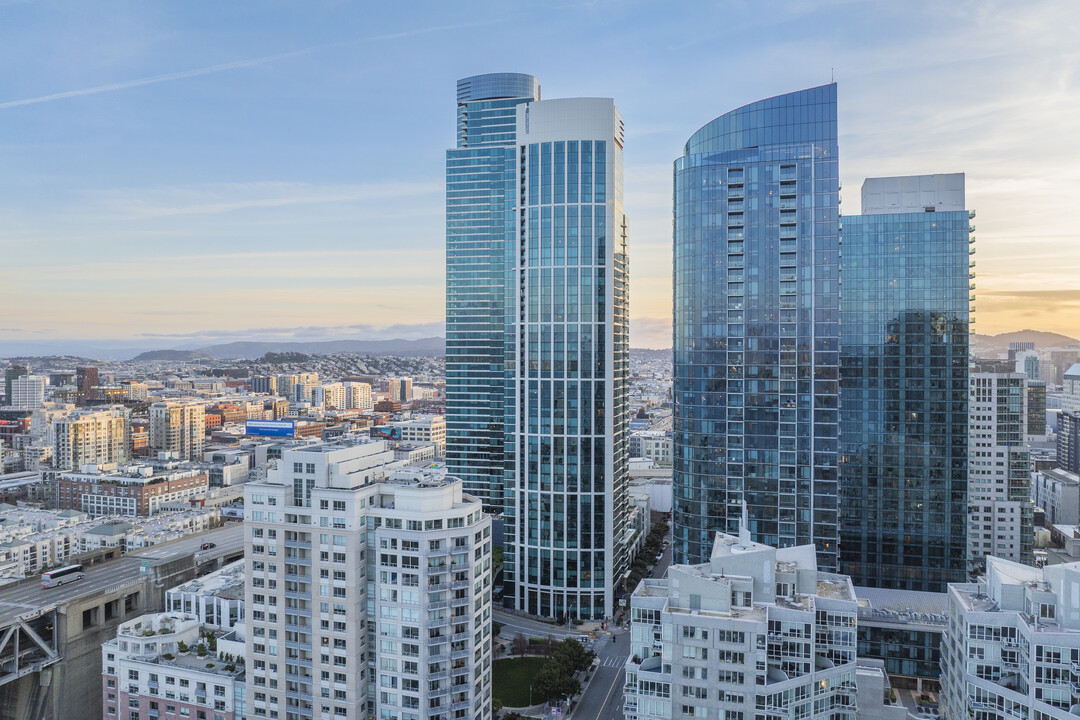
xmin=0 ymin=523 xmax=245 ymax=720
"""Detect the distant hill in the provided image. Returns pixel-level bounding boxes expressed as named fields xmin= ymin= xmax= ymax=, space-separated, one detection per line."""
xmin=130 ymin=349 xmax=212 ymax=362
xmin=973 ymin=330 xmax=1080 ymax=357
xmin=195 ymin=337 xmax=446 ymax=359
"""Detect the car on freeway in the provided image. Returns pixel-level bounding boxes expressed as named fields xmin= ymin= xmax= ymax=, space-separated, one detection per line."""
xmin=200 ymin=542 xmax=216 ymax=550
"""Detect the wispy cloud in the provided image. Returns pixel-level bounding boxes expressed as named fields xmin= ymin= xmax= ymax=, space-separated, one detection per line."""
xmin=92 ymin=180 xmax=442 ymax=219
xmin=0 ymin=19 xmax=500 ymax=111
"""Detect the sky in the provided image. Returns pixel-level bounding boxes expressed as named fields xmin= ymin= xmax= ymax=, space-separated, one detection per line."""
xmin=1 ymin=0 xmax=1079 ymax=353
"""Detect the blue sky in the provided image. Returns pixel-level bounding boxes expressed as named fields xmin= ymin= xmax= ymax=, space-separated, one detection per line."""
xmin=2 ymin=0 xmax=1078 ymax=352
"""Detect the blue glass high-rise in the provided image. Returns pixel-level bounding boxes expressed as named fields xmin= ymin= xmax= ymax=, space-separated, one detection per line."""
xmin=446 ymin=75 xmax=630 ymax=620
xmin=838 ymin=174 xmax=971 ymax=591
xmin=672 ymin=84 xmax=840 ymax=568
xmin=445 ymin=73 xmax=540 ymax=511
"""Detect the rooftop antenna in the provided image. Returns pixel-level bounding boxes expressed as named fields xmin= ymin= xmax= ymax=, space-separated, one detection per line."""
xmin=831 ymin=68 xmax=835 ymax=83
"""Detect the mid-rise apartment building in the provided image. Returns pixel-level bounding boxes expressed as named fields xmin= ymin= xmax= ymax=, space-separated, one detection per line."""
xmin=624 ymin=521 xmax=896 ymax=720
xmin=150 ymin=400 xmax=206 ymax=461
xmin=243 ymin=441 xmax=494 ymax=720
xmin=344 ymin=382 xmax=373 ymax=411
xmin=940 ymin=557 xmax=1080 ymax=720
xmin=58 ymin=462 xmax=209 ymax=516
xmin=252 ymin=375 xmax=278 ymax=395
xmin=388 ymin=415 xmax=446 ymax=457
xmin=1062 ymin=364 xmax=1080 ymax=414
xmin=1056 ymin=411 xmax=1080 ymax=475
xmin=629 ymin=430 xmax=672 ymax=466
xmin=102 ymin=612 xmax=246 ymax=720
xmin=10 ymin=374 xmax=47 ymax=409
xmin=1033 ymin=468 xmax=1080 ymax=527
xmin=968 ymin=364 xmax=1034 ymax=569
xmin=53 ymin=406 xmax=132 ymax=470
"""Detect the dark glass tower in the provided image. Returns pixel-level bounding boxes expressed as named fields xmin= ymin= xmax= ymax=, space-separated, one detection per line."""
xmin=445 ymin=73 xmax=540 ymax=511
xmin=672 ymin=84 xmax=840 ymax=568
xmin=838 ymin=173 xmax=971 ymax=591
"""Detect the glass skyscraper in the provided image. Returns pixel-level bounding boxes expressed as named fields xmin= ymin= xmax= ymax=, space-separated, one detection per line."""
xmin=838 ymin=173 xmax=971 ymax=591
xmin=446 ymin=75 xmax=629 ymax=620
xmin=445 ymin=73 xmax=540 ymax=511
xmin=672 ymin=84 xmax=840 ymax=568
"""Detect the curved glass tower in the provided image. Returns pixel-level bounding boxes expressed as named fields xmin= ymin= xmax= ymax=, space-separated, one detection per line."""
xmin=672 ymin=84 xmax=840 ymax=567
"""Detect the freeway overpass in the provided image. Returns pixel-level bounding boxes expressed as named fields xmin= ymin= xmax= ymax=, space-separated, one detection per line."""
xmin=0 ymin=523 xmax=245 ymax=720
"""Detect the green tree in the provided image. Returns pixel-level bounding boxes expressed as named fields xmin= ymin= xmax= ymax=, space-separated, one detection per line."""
xmin=533 ymin=661 xmax=580 ymax=704
xmin=552 ymin=638 xmax=595 ymax=673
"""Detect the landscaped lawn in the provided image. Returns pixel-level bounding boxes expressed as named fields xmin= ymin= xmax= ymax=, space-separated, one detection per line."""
xmin=493 ymin=656 xmax=547 ymax=707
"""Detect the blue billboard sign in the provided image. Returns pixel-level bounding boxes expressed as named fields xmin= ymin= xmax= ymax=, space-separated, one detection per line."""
xmin=246 ymin=419 xmax=296 ymax=437
xmin=371 ymin=426 xmax=402 ymax=441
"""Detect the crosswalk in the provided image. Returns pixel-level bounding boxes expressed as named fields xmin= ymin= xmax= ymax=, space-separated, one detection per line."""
xmin=598 ymin=655 xmax=627 ymax=667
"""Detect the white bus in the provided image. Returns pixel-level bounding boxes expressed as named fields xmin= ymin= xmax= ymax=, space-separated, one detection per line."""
xmin=41 ymin=564 xmax=85 ymax=589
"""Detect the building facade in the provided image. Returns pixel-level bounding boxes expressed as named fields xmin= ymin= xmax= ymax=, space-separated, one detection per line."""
xmin=150 ymin=400 xmax=206 ymax=461
xmin=1027 ymin=381 xmax=1047 ymax=439
xmin=445 ymin=72 xmax=541 ymax=512
xmin=940 ymin=557 xmax=1080 ymax=720
xmin=102 ymin=612 xmax=246 ymax=720
xmin=77 ymin=365 xmax=100 ymax=404
xmin=445 ymin=73 xmax=631 ymax=619
xmin=10 ymin=374 xmax=47 ymax=409
xmin=967 ymin=364 xmax=1033 ymax=570
xmin=53 ymin=406 xmax=132 ymax=470
xmin=57 ymin=463 xmax=209 ymax=516
xmin=243 ymin=441 xmax=494 ymax=720
xmin=3 ymin=364 xmax=28 ymax=406
xmin=837 ymin=173 xmax=972 ymax=591
xmin=1033 ymin=468 xmax=1080 ymax=527
xmin=390 ymin=415 xmax=446 ymax=457
xmin=504 ymin=93 xmax=631 ymax=620
xmin=629 ymin=430 xmax=672 ymax=466
xmin=624 ymin=525 xmax=877 ymax=720
xmin=672 ymin=84 xmax=841 ymax=568
xmin=1056 ymin=411 xmax=1080 ymax=475
xmin=344 ymin=382 xmax=372 ymax=411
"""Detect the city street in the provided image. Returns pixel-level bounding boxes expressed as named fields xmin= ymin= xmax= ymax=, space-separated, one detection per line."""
xmin=571 ymin=627 xmax=630 ymax=720
xmin=493 ymin=609 xmax=584 ymax=641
